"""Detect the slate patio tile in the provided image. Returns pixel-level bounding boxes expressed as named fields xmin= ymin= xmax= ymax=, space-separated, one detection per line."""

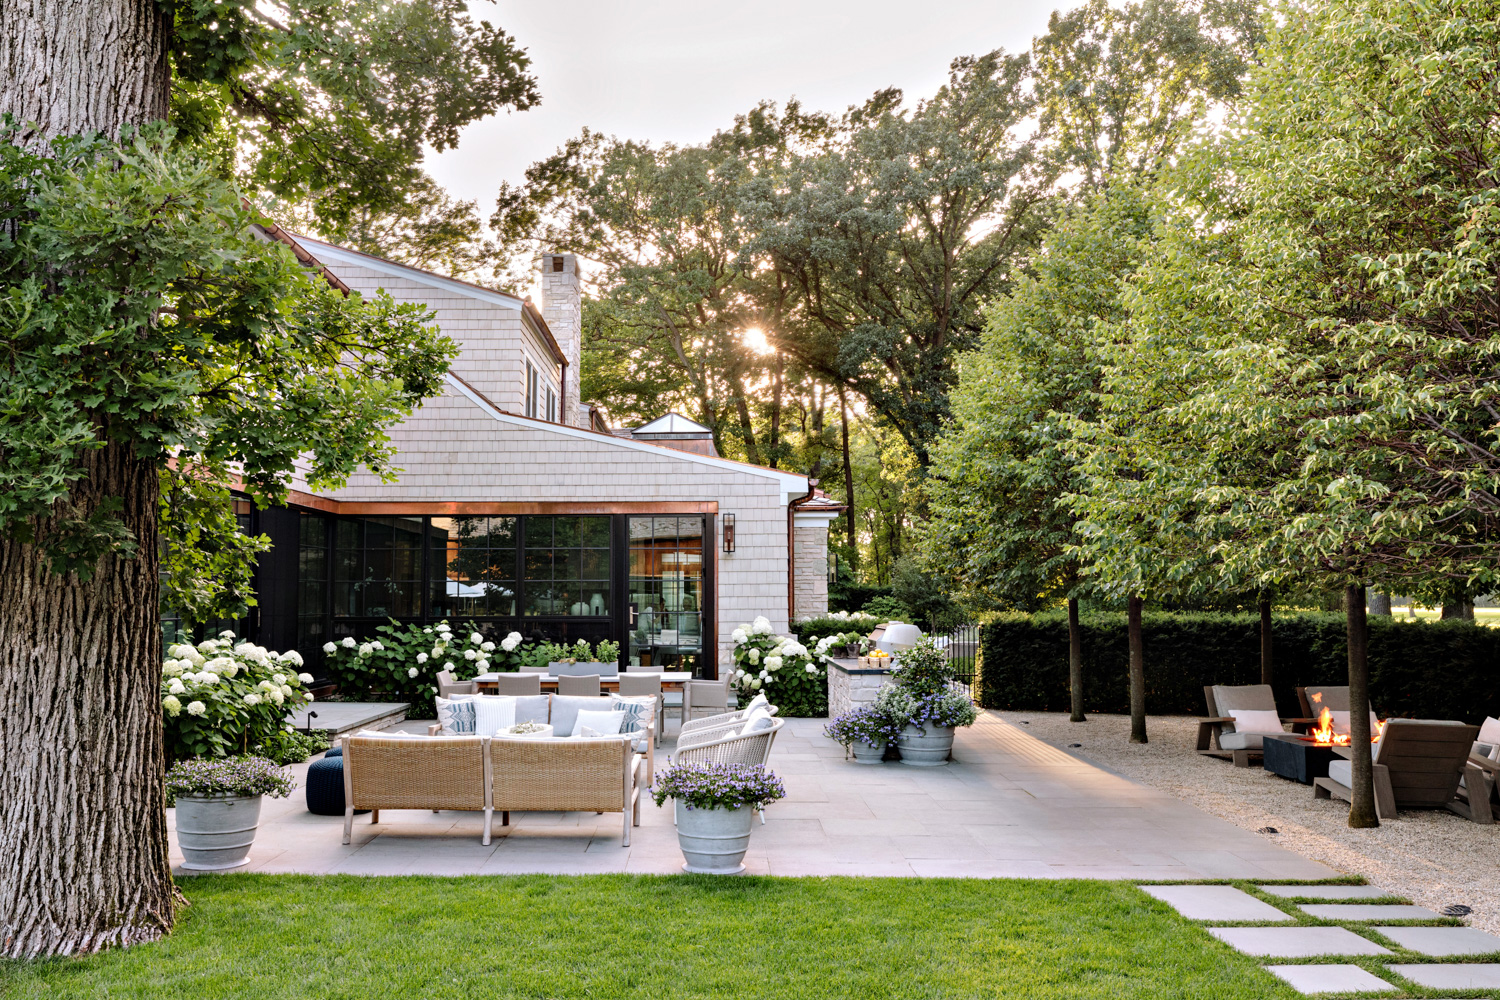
xmin=1387 ymin=964 xmax=1500 ymax=989
xmin=1375 ymin=926 xmax=1500 ymax=957
xmin=1208 ymin=926 xmax=1391 ymax=957
xmin=1299 ymin=904 xmax=1442 ymax=921
xmin=1265 ymin=964 xmax=1398 ymax=994
xmin=1140 ymin=884 xmax=1294 ymax=922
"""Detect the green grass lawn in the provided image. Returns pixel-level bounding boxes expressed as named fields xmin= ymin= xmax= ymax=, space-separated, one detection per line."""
xmin=0 ymin=875 xmax=1302 ymax=999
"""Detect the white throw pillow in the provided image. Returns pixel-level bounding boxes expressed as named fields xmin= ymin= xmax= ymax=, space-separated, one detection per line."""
xmin=1478 ymin=716 xmax=1500 ymax=747
xmin=739 ymin=705 xmax=774 ymax=736
xmin=353 ymin=729 xmax=424 ymax=739
xmin=472 ymin=696 xmax=517 ymax=736
xmin=1226 ymin=708 xmax=1283 ymax=734
xmin=572 ymin=709 xmax=624 ymax=736
xmin=1329 ymin=710 xmax=1379 ymax=735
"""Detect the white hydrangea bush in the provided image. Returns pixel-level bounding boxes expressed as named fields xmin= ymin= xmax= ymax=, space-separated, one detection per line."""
xmin=161 ymin=630 xmax=314 ymax=760
xmin=320 ymin=619 xmax=528 ymax=714
xmin=729 ymin=616 xmax=830 ymax=717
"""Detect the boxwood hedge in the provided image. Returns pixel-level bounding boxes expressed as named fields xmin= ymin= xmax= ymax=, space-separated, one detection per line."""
xmin=977 ymin=611 xmax=1500 ymax=723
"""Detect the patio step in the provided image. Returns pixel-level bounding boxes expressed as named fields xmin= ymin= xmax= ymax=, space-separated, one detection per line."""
xmin=286 ymin=702 xmax=410 ymax=739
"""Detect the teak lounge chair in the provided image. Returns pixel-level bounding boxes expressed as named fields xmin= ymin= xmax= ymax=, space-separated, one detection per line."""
xmin=1198 ymin=684 xmax=1312 ymax=767
xmin=1314 ymin=719 xmax=1490 ymax=824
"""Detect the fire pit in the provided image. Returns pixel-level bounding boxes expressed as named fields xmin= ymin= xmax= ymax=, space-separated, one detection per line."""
xmin=1262 ymin=735 xmax=1342 ymax=784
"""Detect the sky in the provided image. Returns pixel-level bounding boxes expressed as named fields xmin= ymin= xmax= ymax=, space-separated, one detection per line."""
xmin=426 ymin=0 xmax=1063 ymax=212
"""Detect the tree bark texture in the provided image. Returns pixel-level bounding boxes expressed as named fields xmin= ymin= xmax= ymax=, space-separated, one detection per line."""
xmin=1345 ymin=584 xmax=1379 ymax=829
xmin=1068 ymin=597 xmax=1086 ymax=723
xmin=0 ymin=0 xmax=170 ymax=147
xmin=1127 ymin=595 xmax=1147 ymax=744
xmin=0 ymin=0 xmax=178 ymax=957
xmin=1367 ymin=592 xmax=1392 ymax=616
xmin=0 ymin=441 xmax=177 ymax=956
xmin=1259 ymin=600 xmax=1274 ymax=688
xmin=839 ymin=390 xmax=856 ymax=552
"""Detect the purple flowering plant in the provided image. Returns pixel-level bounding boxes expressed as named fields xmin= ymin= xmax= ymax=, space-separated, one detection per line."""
xmin=165 ymin=755 xmax=295 ymax=799
xmin=651 ymin=762 xmax=785 ymax=811
xmin=823 ymin=705 xmax=903 ymax=749
xmin=873 ymin=685 xmax=977 ymax=734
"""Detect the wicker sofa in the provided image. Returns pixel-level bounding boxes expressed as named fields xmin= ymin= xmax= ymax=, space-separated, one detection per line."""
xmin=340 ymin=732 xmax=645 ymax=846
xmin=427 ymin=693 xmax=657 ymax=774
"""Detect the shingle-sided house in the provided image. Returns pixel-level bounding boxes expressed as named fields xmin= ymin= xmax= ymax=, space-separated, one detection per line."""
xmin=220 ymin=237 xmax=842 ymax=679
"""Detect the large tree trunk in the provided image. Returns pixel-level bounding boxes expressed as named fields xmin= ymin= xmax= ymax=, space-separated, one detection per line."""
xmin=1127 ymin=595 xmax=1147 ymax=744
xmin=0 ymin=0 xmax=177 ymax=958
xmin=1068 ymin=597 xmax=1085 ymax=723
xmin=1259 ymin=599 xmax=1274 ymax=687
xmin=0 ymin=0 xmax=170 ymax=146
xmin=0 ymin=442 xmax=177 ymax=956
xmin=839 ymin=389 xmax=856 ymax=553
xmin=1345 ymin=584 xmax=1378 ymax=829
xmin=1367 ymin=592 xmax=1392 ymax=616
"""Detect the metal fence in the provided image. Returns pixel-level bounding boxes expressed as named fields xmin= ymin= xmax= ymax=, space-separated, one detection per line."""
xmin=939 ymin=622 xmax=980 ymax=699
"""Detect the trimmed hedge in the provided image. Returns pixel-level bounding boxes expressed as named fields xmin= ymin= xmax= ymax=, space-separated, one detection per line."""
xmin=791 ymin=613 xmax=883 ymax=644
xmin=978 ymin=611 xmax=1500 ymax=723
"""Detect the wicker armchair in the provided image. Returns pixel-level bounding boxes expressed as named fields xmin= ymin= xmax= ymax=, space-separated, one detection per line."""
xmin=679 ymin=698 xmax=776 ymax=741
xmin=672 ymin=717 xmax=783 ymax=825
xmin=341 ymin=734 xmax=490 ymax=845
xmin=490 ymin=736 xmax=644 ymax=845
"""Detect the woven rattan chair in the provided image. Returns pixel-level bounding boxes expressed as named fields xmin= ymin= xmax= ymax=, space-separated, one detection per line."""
xmin=494 ymin=672 xmax=542 ymax=696
xmin=518 ymin=663 xmax=548 ymax=673
xmin=436 ymin=670 xmax=476 ymax=698
xmin=341 ymin=734 xmax=491 ymax=845
xmin=672 ymin=717 xmax=784 ymax=824
xmin=618 ymin=673 xmax=664 ymax=746
xmin=489 ymin=735 xmax=643 ymax=845
xmin=680 ymin=693 xmax=774 ymax=740
xmin=558 ymin=674 xmax=601 ymax=697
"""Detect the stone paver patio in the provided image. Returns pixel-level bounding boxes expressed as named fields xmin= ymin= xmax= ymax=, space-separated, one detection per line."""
xmin=171 ymin=711 xmax=1336 ymax=879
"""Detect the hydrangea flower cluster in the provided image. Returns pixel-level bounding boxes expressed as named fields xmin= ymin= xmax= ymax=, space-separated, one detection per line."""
xmin=651 ymin=761 xmax=786 ymax=811
xmin=321 ymin=619 xmax=532 ymax=716
xmin=161 ymin=632 xmax=315 ymax=761
xmin=727 ymin=616 xmax=829 ymax=717
xmin=165 ymin=754 xmax=295 ymax=799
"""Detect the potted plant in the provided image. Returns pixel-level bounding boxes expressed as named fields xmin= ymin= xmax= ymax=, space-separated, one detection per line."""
xmin=652 ymin=761 xmax=785 ymax=874
xmin=872 ymin=635 xmax=979 ymax=766
xmin=823 ymin=704 xmax=901 ymax=764
xmin=166 ymin=755 xmax=295 ymax=870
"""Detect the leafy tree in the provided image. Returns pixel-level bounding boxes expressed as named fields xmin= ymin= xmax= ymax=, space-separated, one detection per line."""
xmin=0 ymin=0 xmax=533 ymax=956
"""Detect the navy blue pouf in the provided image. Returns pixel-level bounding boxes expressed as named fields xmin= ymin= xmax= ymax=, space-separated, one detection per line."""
xmin=324 ymin=744 xmax=343 ymax=758
xmin=305 ymin=753 xmax=364 ymax=816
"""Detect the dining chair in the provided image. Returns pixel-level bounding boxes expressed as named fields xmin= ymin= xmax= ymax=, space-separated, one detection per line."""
xmin=518 ymin=664 xmax=549 ymax=674
xmin=435 ymin=669 xmax=475 ymax=698
xmin=494 ymin=672 xmax=542 ymax=696
xmin=682 ymin=673 xmax=733 ymax=728
xmin=558 ymin=674 xmax=601 ymax=697
xmin=618 ymin=673 xmax=664 ymax=746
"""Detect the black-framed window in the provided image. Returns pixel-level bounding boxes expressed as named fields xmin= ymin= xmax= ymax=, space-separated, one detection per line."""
xmin=431 ymin=516 xmax=518 ymax=618
xmin=524 ymin=515 xmax=611 ymax=616
xmin=297 ymin=512 xmax=329 ymax=655
xmin=525 ymin=361 xmax=538 ymax=418
xmin=333 ymin=515 xmax=423 ymax=618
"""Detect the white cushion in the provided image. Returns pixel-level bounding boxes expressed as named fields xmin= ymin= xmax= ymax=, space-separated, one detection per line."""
xmin=739 ymin=705 xmax=774 ymax=736
xmin=550 ymin=695 xmax=607 ymax=736
xmin=572 ymin=709 xmax=624 ymax=736
xmin=353 ymin=729 xmax=426 ymax=739
xmin=472 ymin=696 xmax=517 ymax=736
xmin=1478 ymin=716 xmax=1500 ymax=747
xmin=743 ymin=692 xmax=769 ymax=715
xmin=1219 ymin=730 xmax=1265 ymax=750
xmin=1327 ymin=759 xmax=1352 ymax=787
xmin=1226 ymin=708 xmax=1283 ymax=735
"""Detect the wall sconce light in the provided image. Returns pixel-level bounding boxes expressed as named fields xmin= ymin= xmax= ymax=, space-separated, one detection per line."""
xmin=722 ymin=513 xmax=735 ymax=553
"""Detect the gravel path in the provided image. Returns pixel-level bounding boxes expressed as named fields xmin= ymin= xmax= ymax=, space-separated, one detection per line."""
xmin=1005 ymin=711 xmax=1500 ymax=934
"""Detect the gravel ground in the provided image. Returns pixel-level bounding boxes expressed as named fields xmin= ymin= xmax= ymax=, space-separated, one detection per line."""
xmin=1005 ymin=711 xmax=1500 ymax=934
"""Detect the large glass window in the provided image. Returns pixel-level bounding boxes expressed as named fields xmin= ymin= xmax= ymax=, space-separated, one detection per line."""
xmin=430 ymin=516 xmax=518 ymax=618
xmin=628 ymin=516 xmax=706 ymax=674
xmin=297 ymin=512 xmax=329 ymax=654
xmin=524 ymin=515 xmax=611 ymax=616
xmin=333 ymin=516 xmax=423 ymax=618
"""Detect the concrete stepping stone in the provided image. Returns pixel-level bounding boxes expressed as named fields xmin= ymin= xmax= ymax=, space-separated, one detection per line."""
xmin=1265 ymin=964 xmax=1397 ymax=994
xmin=1141 ymin=884 xmax=1292 ymax=922
xmin=1299 ymin=903 xmax=1440 ymax=921
xmin=1259 ymin=884 xmax=1392 ymax=900
xmin=1209 ymin=926 xmax=1390 ymax=957
xmin=1387 ymin=964 xmax=1500 ymax=989
xmin=1375 ymin=926 xmax=1500 ymax=956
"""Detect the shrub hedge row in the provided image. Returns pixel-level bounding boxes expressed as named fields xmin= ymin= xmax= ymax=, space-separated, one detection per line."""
xmin=977 ymin=611 xmax=1500 ymax=723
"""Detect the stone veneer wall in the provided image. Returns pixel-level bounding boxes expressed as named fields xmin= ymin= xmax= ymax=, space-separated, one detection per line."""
xmin=827 ymin=658 xmax=896 ymax=719
xmin=793 ymin=522 xmax=830 ymax=620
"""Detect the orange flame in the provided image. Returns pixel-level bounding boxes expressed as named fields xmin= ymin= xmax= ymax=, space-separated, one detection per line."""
xmin=1308 ymin=706 xmax=1380 ymax=746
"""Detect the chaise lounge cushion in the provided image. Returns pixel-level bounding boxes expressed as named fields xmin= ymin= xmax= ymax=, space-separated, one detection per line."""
xmin=1220 ymin=730 xmax=1268 ymax=750
xmin=1328 ymin=758 xmax=1352 ymax=787
xmin=573 ymin=708 xmax=624 ymax=736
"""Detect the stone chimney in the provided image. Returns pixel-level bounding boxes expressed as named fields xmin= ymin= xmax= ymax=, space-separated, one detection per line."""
xmin=539 ymin=252 xmax=583 ymax=427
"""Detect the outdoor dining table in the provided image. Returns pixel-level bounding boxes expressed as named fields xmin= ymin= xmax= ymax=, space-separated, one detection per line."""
xmin=471 ymin=670 xmax=693 ymax=693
